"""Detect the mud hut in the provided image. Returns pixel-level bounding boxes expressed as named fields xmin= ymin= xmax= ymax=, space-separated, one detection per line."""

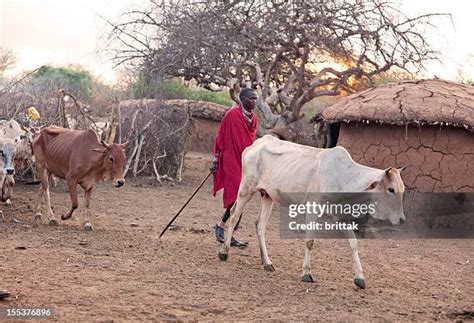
xmin=166 ymin=100 xmax=229 ymax=153
xmin=321 ymin=79 xmax=473 ymax=192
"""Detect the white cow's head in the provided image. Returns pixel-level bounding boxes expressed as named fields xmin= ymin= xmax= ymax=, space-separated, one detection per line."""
xmin=365 ymin=167 xmax=406 ymax=225
xmin=0 ymin=139 xmax=18 ymax=175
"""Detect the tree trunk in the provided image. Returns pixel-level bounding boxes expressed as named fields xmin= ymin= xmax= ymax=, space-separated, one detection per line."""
xmin=254 ymin=98 xmax=326 ymax=148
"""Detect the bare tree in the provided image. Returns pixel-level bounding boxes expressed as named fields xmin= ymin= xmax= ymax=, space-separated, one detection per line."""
xmin=0 ymin=47 xmax=16 ymax=76
xmin=106 ymin=0 xmax=448 ymax=145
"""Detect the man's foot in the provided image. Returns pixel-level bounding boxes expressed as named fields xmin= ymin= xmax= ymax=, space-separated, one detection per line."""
xmin=215 ymin=224 xmax=225 ymax=243
xmin=0 ymin=289 xmax=10 ymax=300
xmin=215 ymin=225 xmax=249 ymax=248
xmin=231 ymin=237 xmax=248 ymax=248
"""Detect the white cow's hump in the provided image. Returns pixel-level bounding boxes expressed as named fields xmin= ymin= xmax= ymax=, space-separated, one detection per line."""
xmin=319 ymin=146 xmax=353 ymax=165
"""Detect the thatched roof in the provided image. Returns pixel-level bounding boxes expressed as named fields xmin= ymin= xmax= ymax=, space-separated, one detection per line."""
xmin=321 ymin=79 xmax=474 ymax=131
xmin=118 ymin=99 xmax=229 ymax=122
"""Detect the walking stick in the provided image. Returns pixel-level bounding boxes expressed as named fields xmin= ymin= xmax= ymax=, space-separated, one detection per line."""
xmin=159 ymin=171 xmax=212 ymax=239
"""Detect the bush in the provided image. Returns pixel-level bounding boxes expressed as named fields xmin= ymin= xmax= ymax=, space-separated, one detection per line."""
xmin=131 ymin=73 xmax=233 ymax=107
xmin=159 ymin=79 xmax=233 ymax=106
xmin=27 ymin=65 xmax=95 ymax=101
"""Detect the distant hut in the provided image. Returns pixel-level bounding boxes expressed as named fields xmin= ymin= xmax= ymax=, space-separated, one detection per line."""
xmin=321 ymin=79 xmax=473 ymax=192
xmin=166 ymin=100 xmax=229 ymax=153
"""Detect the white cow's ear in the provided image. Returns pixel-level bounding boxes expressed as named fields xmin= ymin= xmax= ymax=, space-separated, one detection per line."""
xmin=365 ymin=181 xmax=379 ymax=191
xmin=91 ymin=148 xmax=107 ymax=154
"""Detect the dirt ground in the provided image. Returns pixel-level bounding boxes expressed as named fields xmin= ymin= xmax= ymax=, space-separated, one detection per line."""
xmin=0 ymin=152 xmax=473 ymax=321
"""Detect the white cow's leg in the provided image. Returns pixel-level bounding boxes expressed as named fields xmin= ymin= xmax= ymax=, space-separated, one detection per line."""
xmin=256 ymin=195 xmax=274 ymax=271
xmin=83 ymin=188 xmax=94 ymax=231
xmin=302 ymin=239 xmax=315 ymax=282
xmin=0 ymin=174 xmax=6 ymax=211
xmin=218 ymin=187 xmax=254 ymax=261
xmin=4 ymin=175 xmax=14 ymax=206
xmin=344 ymin=230 xmax=366 ymax=289
xmin=5 ymin=175 xmax=16 ymax=206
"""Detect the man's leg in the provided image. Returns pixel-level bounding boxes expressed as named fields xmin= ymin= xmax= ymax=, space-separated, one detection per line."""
xmin=215 ymin=203 xmax=234 ymax=242
xmin=215 ymin=202 xmax=248 ymax=247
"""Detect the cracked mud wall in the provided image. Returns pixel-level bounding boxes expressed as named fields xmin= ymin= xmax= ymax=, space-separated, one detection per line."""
xmin=337 ymin=123 xmax=473 ymax=192
xmin=187 ymin=118 xmax=219 ymax=153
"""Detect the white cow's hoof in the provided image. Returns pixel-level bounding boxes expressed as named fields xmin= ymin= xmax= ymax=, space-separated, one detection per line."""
xmin=302 ymin=274 xmax=315 ymax=283
xmin=354 ymin=278 xmax=366 ymax=289
xmin=5 ymin=199 xmax=11 ymax=206
xmin=218 ymin=252 xmax=228 ymax=261
xmin=48 ymin=219 xmax=58 ymax=226
xmin=83 ymin=223 xmax=94 ymax=231
xmin=264 ymin=264 xmax=275 ymax=272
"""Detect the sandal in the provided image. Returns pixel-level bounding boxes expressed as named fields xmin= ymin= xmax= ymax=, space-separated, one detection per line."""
xmin=231 ymin=237 xmax=249 ymax=248
xmin=0 ymin=289 xmax=10 ymax=300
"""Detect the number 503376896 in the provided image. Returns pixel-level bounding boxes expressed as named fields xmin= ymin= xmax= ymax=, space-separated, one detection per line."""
xmin=3 ymin=307 xmax=53 ymax=317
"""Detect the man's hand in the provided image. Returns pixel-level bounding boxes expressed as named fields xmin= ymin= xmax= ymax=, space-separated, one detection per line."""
xmin=210 ymin=156 xmax=219 ymax=173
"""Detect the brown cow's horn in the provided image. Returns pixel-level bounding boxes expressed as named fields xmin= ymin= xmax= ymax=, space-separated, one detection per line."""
xmin=101 ymin=140 xmax=110 ymax=149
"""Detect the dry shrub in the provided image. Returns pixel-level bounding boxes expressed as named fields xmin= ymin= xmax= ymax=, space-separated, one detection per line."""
xmin=118 ymin=99 xmax=192 ymax=182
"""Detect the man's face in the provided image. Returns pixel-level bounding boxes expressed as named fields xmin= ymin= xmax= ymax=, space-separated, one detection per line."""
xmin=242 ymin=91 xmax=258 ymax=111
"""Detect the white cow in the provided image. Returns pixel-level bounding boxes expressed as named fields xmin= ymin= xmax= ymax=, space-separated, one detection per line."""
xmin=0 ymin=138 xmax=18 ymax=219
xmin=0 ymin=119 xmax=35 ymax=205
xmin=218 ymin=135 xmax=406 ymax=289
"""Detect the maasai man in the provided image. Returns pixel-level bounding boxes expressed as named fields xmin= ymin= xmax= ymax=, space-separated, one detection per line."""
xmin=210 ymin=88 xmax=258 ymax=248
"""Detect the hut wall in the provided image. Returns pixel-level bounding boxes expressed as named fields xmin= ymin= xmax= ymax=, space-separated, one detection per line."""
xmin=187 ymin=118 xmax=219 ymax=153
xmin=337 ymin=123 xmax=473 ymax=192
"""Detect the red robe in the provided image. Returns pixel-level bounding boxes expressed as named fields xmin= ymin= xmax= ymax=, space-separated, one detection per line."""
xmin=212 ymin=106 xmax=257 ymax=208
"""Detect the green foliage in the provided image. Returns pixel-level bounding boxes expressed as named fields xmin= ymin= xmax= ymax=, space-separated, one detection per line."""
xmin=131 ymin=72 xmax=160 ymax=99
xmin=131 ymin=74 xmax=233 ymax=106
xmin=28 ymin=65 xmax=95 ymax=100
xmin=159 ymin=80 xmax=233 ymax=106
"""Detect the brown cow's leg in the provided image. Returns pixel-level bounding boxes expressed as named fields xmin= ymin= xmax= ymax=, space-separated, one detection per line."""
xmin=83 ymin=188 xmax=94 ymax=231
xmin=61 ymin=179 xmax=79 ymax=221
xmin=43 ymin=170 xmax=57 ymax=225
xmin=33 ymin=166 xmax=54 ymax=226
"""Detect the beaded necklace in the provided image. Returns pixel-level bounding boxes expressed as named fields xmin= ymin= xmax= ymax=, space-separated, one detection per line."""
xmin=241 ymin=106 xmax=253 ymax=125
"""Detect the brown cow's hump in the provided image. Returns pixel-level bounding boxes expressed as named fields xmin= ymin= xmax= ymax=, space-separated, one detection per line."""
xmin=43 ymin=126 xmax=70 ymax=135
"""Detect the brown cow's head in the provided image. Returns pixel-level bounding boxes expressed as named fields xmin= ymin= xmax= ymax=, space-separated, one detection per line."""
xmin=94 ymin=141 xmax=127 ymax=188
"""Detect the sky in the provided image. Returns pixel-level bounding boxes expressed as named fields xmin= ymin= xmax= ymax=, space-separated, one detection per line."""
xmin=1 ymin=0 xmax=474 ymax=84
xmin=0 ymin=0 xmax=136 ymax=83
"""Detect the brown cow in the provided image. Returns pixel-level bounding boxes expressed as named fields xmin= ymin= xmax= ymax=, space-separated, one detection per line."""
xmin=32 ymin=126 xmax=126 ymax=231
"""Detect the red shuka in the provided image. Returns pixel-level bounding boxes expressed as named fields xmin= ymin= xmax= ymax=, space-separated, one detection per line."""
xmin=212 ymin=106 xmax=257 ymax=208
